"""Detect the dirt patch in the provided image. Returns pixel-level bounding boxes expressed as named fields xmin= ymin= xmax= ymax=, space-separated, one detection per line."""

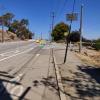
xmin=0 ymin=30 xmax=19 ymax=42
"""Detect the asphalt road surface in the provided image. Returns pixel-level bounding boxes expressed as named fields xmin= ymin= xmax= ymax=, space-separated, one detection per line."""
xmin=0 ymin=41 xmax=60 ymax=100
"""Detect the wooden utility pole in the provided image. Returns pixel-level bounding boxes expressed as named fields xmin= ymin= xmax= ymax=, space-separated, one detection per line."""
xmin=0 ymin=5 xmax=5 ymax=42
xmin=79 ymin=5 xmax=83 ymax=53
xmin=51 ymin=12 xmax=55 ymax=33
xmin=1 ymin=16 xmax=4 ymax=42
xmin=50 ymin=12 xmax=55 ymax=41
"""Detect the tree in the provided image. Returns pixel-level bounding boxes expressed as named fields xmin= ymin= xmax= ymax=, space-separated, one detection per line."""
xmin=51 ymin=22 xmax=69 ymax=41
xmin=9 ymin=19 xmax=33 ymax=39
xmin=0 ymin=12 xmax=33 ymax=40
xmin=8 ymin=20 xmax=20 ymax=33
xmin=2 ymin=12 xmax=14 ymax=27
xmin=93 ymin=38 xmax=100 ymax=43
xmin=20 ymin=19 xmax=29 ymax=27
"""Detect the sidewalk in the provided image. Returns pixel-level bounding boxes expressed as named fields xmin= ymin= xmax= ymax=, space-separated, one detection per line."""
xmin=54 ymin=44 xmax=100 ymax=100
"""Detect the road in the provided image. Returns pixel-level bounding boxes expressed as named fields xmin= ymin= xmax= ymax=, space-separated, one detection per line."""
xmin=0 ymin=41 xmax=60 ymax=100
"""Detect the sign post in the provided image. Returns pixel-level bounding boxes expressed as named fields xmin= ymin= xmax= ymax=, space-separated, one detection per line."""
xmin=64 ymin=13 xmax=78 ymax=63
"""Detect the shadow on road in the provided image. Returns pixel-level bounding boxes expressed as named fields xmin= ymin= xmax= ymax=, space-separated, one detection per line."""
xmin=0 ymin=80 xmax=12 ymax=100
xmin=61 ymin=65 xmax=100 ymax=99
xmin=78 ymin=65 xmax=100 ymax=83
xmin=33 ymin=76 xmax=59 ymax=96
xmin=0 ymin=72 xmax=31 ymax=100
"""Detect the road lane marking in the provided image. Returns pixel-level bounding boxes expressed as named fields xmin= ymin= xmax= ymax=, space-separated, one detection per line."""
xmin=0 ymin=43 xmax=37 ymax=57
xmin=10 ymin=74 xmax=24 ymax=83
xmin=36 ymin=54 xmax=40 ymax=57
xmin=0 ymin=50 xmax=18 ymax=56
xmin=5 ymin=73 xmax=24 ymax=99
xmin=6 ymin=74 xmax=24 ymax=91
xmin=0 ymin=47 xmax=34 ymax=62
xmin=10 ymin=85 xmax=24 ymax=100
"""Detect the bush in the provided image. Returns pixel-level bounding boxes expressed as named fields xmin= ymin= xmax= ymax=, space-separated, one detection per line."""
xmin=92 ymin=42 xmax=100 ymax=50
xmin=82 ymin=42 xmax=92 ymax=47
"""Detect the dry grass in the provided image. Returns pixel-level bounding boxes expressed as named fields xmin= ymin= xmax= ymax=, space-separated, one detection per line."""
xmin=75 ymin=48 xmax=100 ymax=66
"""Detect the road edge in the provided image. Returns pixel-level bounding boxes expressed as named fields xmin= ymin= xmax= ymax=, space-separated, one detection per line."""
xmin=52 ymin=49 xmax=66 ymax=100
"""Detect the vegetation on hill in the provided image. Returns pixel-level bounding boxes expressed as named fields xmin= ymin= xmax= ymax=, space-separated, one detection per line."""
xmin=0 ymin=12 xmax=33 ymax=40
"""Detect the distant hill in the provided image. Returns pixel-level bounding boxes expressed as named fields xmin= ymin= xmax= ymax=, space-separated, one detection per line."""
xmin=0 ymin=30 xmax=19 ymax=42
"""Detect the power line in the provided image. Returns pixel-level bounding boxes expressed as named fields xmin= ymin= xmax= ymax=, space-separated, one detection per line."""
xmin=51 ymin=0 xmax=68 ymax=23
xmin=71 ymin=0 xmax=76 ymax=23
xmin=57 ymin=0 xmax=68 ymax=18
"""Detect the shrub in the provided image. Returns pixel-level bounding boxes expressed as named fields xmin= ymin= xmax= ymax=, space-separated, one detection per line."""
xmin=92 ymin=42 xmax=100 ymax=50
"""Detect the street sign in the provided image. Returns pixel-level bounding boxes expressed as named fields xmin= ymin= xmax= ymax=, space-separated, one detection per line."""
xmin=66 ymin=13 xmax=78 ymax=21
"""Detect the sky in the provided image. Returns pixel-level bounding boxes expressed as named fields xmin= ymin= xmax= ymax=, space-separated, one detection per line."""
xmin=0 ymin=0 xmax=100 ymax=40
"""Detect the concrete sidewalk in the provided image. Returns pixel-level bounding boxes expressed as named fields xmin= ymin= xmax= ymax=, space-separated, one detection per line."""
xmin=53 ymin=44 xmax=100 ymax=100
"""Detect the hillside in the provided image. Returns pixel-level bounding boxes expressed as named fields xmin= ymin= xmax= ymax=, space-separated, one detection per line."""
xmin=0 ymin=30 xmax=19 ymax=42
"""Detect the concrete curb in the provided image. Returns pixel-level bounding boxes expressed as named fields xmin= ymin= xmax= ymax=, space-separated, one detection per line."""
xmin=53 ymin=56 xmax=67 ymax=100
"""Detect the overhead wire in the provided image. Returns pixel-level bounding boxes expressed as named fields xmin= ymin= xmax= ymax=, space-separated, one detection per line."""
xmin=70 ymin=0 xmax=76 ymax=24
xmin=50 ymin=0 xmax=68 ymax=21
xmin=50 ymin=0 xmax=76 ymax=30
xmin=57 ymin=0 xmax=68 ymax=19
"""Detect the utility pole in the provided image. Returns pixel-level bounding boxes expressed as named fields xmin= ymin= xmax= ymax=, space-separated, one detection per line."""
xmin=79 ymin=5 xmax=83 ymax=53
xmin=1 ymin=16 xmax=4 ymax=42
xmin=51 ymin=12 xmax=55 ymax=32
xmin=0 ymin=4 xmax=4 ymax=42
xmin=50 ymin=12 xmax=55 ymax=41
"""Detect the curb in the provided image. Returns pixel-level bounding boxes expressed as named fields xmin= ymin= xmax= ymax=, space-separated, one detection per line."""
xmin=53 ymin=55 xmax=67 ymax=100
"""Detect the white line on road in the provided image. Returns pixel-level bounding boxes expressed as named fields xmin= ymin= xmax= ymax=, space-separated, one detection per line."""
xmin=10 ymin=85 xmax=24 ymax=100
xmin=0 ymin=47 xmax=34 ymax=62
xmin=5 ymin=53 xmax=40 ymax=99
xmin=6 ymin=73 xmax=24 ymax=100
xmin=0 ymin=50 xmax=20 ymax=56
